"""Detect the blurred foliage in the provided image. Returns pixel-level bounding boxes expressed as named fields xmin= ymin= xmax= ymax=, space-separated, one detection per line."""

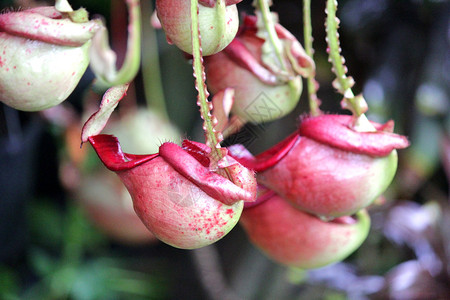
xmin=1 ymin=198 xmax=169 ymax=300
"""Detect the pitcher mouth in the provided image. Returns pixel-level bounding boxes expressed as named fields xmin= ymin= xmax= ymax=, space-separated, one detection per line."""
xmin=298 ymin=114 xmax=410 ymax=157
xmin=0 ymin=6 xmax=100 ymax=47
xmin=229 ymin=132 xmax=299 ymax=172
xmin=88 ymin=134 xmax=256 ymax=205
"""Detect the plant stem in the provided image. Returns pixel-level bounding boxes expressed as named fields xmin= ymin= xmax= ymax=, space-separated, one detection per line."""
xmin=141 ymin=0 xmax=169 ymax=119
xmin=303 ymin=0 xmax=321 ymax=116
xmin=190 ymin=0 xmax=224 ymax=161
xmin=216 ymin=0 xmax=227 ymax=51
xmin=255 ymin=0 xmax=300 ymax=115
xmin=325 ymin=0 xmax=374 ymax=131
xmin=112 ymin=0 xmax=142 ymax=86
xmin=326 ymin=0 xmax=350 ymax=93
xmin=256 ymin=0 xmax=288 ymax=71
xmin=191 ymin=246 xmax=242 ymax=300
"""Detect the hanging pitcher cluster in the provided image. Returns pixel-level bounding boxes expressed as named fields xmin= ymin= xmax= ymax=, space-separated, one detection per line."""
xmin=230 ymin=114 xmax=409 ymax=268
xmin=0 ymin=0 xmax=410 ymax=270
xmin=89 ymin=0 xmax=407 ymax=269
